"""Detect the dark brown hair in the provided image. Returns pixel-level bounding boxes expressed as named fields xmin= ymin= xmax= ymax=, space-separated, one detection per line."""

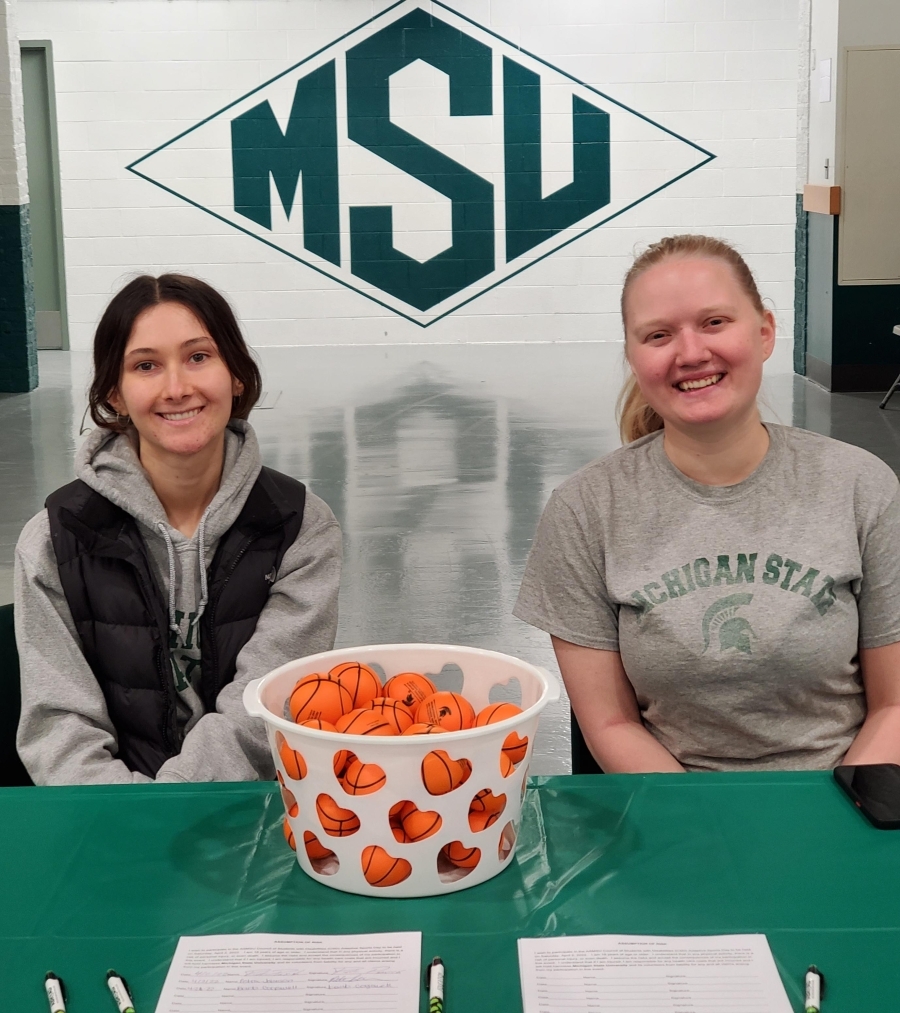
xmin=88 ymin=273 xmax=262 ymax=433
xmin=616 ymin=235 xmax=766 ymax=444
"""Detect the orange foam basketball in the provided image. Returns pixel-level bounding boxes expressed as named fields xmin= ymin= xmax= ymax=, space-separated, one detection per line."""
xmin=341 ymin=758 xmax=387 ymax=795
xmin=502 ymin=732 xmax=529 ymax=766
xmin=389 ymin=800 xmax=417 ymax=843
xmin=441 ymin=841 xmax=481 ymax=868
xmin=416 ymin=691 xmax=476 ymax=731
xmin=293 ymin=671 xmax=330 ymax=689
xmin=361 ymin=845 xmax=412 ymax=887
xmin=299 ymin=718 xmax=337 ymax=732
xmin=335 ymin=708 xmax=394 ymax=736
xmin=500 ymin=751 xmax=515 ymax=777
xmin=469 ymin=788 xmax=506 ymax=814
xmin=296 ymin=717 xmax=348 ymax=772
xmin=289 ymin=677 xmax=352 ymax=725
xmin=401 ymin=723 xmax=447 ymax=736
xmin=421 ymin=749 xmax=466 ymax=795
xmin=401 ymin=806 xmax=442 ymax=842
xmin=475 ymin=702 xmax=523 ymax=726
xmin=276 ymin=732 xmax=307 ymax=781
xmin=280 ymin=783 xmax=299 ymax=818
xmin=303 ymin=830 xmax=335 ymax=862
xmin=383 ymin=672 xmax=437 ymax=709
xmin=283 ymin=818 xmax=296 ymax=851
xmin=332 ymin=748 xmax=351 ymax=778
xmin=329 ymin=661 xmax=382 ymax=709
xmin=367 ymin=697 xmax=414 ymax=734
xmin=469 ymin=808 xmax=501 ymax=833
xmin=316 ymin=794 xmax=361 ymax=837
xmin=468 ymin=789 xmax=506 ymax=832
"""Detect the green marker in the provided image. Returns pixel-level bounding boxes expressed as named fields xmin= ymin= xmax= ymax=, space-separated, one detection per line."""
xmin=426 ymin=956 xmax=444 ymax=1013
xmin=805 ymin=965 xmax=823 ymax=1013
xmin=106 ymin=970 xmax=136 ymax=1013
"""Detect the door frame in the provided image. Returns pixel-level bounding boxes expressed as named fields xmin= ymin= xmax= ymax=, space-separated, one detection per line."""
xmin=19 ymin=39 xmax=69 ymax=349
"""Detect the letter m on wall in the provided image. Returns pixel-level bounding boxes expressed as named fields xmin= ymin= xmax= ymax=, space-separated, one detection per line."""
xmin=231 ymin=61 xmax=340 ymax=266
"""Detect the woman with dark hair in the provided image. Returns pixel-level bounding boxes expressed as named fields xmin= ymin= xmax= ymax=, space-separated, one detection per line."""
xmin=15 ymin=274 xmax=342 ymax=784
xmin=515 ymin=235 xmax=900 ymax=773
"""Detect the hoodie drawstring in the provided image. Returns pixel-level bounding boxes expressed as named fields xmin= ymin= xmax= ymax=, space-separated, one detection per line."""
xmin=196 ymin=512 xmax=210 ymax=622
xmin=157 ymin=522 xmax=180 ymax=635
xmin=157 ymin=511 xmax=211 ymax=636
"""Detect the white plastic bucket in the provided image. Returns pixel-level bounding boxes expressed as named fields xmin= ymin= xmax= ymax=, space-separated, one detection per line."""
xmin=243 ymin=643 xmax=560 ymax=898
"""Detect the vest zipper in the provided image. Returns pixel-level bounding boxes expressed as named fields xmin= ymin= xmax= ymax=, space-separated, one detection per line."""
xmin=205 ymin=520 xmax=287 ymax=700
xmin=132 ymin=562 xmax=178 ymax=755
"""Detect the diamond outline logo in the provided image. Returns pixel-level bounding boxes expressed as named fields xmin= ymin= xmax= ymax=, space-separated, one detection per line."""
xmin=127 ymin=0 xmax=716 ymax=327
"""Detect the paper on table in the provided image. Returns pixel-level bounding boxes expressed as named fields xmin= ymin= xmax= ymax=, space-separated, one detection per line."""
xmin=518 ymin=933 xmax=792 ymax=1013
xmin=153 ymin=931 xmax=421 ymax=1013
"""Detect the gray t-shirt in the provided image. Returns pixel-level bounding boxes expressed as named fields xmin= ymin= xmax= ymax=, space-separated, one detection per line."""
xmin=514 ymin=424 xmax=900 ymax=771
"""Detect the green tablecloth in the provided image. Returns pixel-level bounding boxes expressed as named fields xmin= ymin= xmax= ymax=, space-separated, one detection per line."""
xmin=1 ymin=772 xmax=897 ymax=1011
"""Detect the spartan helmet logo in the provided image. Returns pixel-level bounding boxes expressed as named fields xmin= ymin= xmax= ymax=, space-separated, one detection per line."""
xmin=701 ymin=593 xmax=757 ymax=655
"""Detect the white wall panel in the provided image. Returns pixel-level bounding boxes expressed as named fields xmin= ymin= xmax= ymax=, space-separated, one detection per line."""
xmin=18 ymin=0 xmax=799 ymax=349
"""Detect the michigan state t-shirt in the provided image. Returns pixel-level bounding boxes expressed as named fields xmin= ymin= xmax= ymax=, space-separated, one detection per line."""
xmin=513 ymin=424 xmax=900 ymax=771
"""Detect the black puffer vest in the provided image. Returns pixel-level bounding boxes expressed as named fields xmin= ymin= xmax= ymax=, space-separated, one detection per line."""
xmin=46 ymin=468 xmax=306 ymax=777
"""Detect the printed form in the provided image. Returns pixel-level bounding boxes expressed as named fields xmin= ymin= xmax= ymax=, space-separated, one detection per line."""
xmin=518 ymin=933 xmax=792 ymax=1013
xmin=153 ymin=931 xmax=421 ymax=1013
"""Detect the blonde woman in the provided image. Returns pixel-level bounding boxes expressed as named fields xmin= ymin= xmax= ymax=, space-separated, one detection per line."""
xmin=514 ymin=235 xmax=900 ymax=772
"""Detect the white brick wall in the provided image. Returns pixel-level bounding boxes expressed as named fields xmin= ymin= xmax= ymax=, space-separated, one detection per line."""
xmin=0 ymin=0 xmax=28 ymax=206
xmin=18 ymin=0 xmax=799 ymax=349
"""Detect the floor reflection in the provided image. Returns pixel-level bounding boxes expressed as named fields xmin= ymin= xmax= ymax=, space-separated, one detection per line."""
xmin=3 ymin=345 xmax=900 ymax=774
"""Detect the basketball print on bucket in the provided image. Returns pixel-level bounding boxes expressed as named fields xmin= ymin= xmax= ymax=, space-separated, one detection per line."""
xmin=276 ymin=771 xmax=299 ymax=817
xmin=340 ymin=755 xmax=387 ymax=795
xmin=421 ymin=749 xmax=473 ymax=795
xmin=361 ymin=845 xmax=412 ymax=887
xmin=316 ymin=793 xmax=361 ymax=837
xmin=303 ymin=830 xmax=339 ymax=875
xmin=441 ymin=841 xmax=481 ymax=869
xmin=498 ymin=821 xmax=517 ymax=861
xmin=283 ymin=818 xmax=296 ymax=851
xmin=468 ymin=789 xmax=506 ymax=832
xmin=388 ymin=801 xmax=443 ymax=843
xmin=276 ymin=731 xmax=307 ymax=781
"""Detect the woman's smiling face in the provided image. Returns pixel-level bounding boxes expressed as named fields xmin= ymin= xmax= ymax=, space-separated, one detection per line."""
xmin=623 ymin=256 xmax=776 ymax=433
xmin=110 ymin=301 xmax=243 ymax=459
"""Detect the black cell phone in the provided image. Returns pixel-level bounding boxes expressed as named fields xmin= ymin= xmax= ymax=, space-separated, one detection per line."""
xmin=834 ymin=763 xmax=900 ymax=829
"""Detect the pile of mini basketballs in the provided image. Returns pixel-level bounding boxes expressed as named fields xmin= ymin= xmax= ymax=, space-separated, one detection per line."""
xmin=276 ymin=661 xmax=527 ymax=887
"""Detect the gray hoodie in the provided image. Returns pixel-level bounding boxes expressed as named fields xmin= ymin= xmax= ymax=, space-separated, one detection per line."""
xmin=15 ymin=420 xmax=341 ymax=785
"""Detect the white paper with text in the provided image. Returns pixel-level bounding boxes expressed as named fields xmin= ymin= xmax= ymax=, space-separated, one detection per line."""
xmin=518 ymin=933 xmax=792 ymax=1013
xmin=154 ymin=931 xmax=421 ymax=1013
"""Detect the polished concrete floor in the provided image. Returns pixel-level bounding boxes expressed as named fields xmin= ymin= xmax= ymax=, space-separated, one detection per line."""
xmin=3 ymin=345 xmax=900 ymax=774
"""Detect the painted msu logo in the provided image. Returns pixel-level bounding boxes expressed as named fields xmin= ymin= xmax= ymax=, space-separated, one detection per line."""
xmin=128 ymin=1 xmax=714 ymax=325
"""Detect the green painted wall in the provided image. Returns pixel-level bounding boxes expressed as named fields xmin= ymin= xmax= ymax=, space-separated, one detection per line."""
xmin=0 ymin=204 xmax=38 ymax=392
xmin=804 ymin=209 xmax=900 ymax=391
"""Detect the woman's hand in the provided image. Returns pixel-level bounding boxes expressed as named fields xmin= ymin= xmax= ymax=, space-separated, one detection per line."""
xmin=842 ymin=642 xmax=900 ymax=765
xmin=552 ymin=636 xmax=685 ymax=773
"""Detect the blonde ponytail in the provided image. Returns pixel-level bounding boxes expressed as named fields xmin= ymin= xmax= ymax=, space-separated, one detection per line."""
xmin=617 ymin=373 xmax=664 ymax=444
